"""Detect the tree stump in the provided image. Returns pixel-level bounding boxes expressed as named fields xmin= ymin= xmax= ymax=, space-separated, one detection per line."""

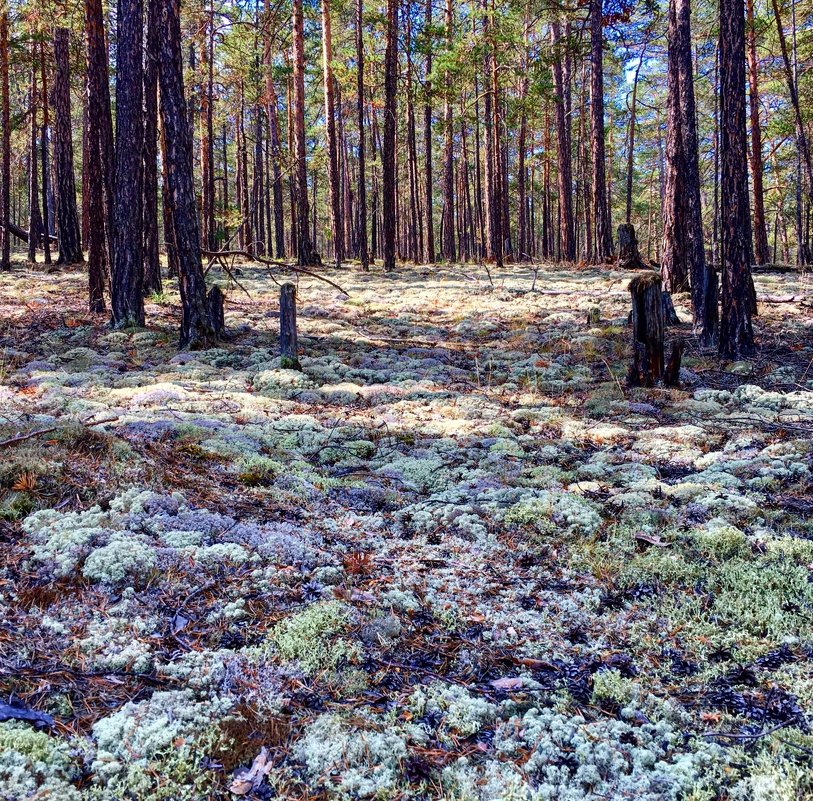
xmin=661 ymin=291 xmax=680 ymax=326
xmin=664 ymin=337 xmax=684 ymax=387
xmin=207 ymin=286 xmax=225 ymax=339
xmin=279 ymin=282 xmax=301 ymax=370
xmin=617 ymin=223 xmax=646 ymax=270
xmin=628 ymin=272 xmax=665 ymax=387
xmin=586 ymin=306 xmax=601 ymax=325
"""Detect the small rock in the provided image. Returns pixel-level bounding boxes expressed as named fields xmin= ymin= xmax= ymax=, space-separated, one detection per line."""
xmin=360 ymin=614 xmax=402 ymax=647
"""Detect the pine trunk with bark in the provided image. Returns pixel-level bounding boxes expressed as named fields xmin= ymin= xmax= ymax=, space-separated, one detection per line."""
xmin=292 ymin=0 xmax=319 ymax=266
xmin=551 ymin=21 xmax=575 ymax=262
xmin=382 ymin=0 xmax=398 ymax=271
xmin=0 ymin=11 xmax=9 ymax=271
xmin=159 ymin=0 xmax=214 ymax=347
xmin=322 ymin=0 xmax=344 ymax=264
xmin=589 ymin=0 xmax=613 ymax=263
xmin=746 ymin=0 xmax=769 ymax=265
xmin=53 ymin=28 xmax=83 ymax=266
xmin=111 ymin=2 xmax=144 ymax=327
xmin=143 ymin=0 xmax=162 ymax=295
xmin=356 ymin=0 xmax=369 ymax=269
xmin=441 ymin=0 xmax=455 ymax=262
xmin=28 ymin=44 xmax=43 ymax=265
xmin=719 ymin=0 xmax=755 ymax=357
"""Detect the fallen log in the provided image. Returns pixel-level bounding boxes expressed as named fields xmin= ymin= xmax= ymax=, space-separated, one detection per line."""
xmin=2 ymin=221 xmax=57 ymax=245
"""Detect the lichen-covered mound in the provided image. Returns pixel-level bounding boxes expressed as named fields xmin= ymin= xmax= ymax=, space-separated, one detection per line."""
xmin=1 ymin=262 xmax=812 ymax=799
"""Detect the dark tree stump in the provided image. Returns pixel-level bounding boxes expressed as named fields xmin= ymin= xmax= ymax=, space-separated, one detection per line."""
xmin=279 ymin=282 xmax=301 ymax=370
xmin=661 ymin=291 xmax=680 ymax=326
xmin=207 ymin=286 xmax=225 ymax=339
xmin=617 ymin=223 xmax=646 ymax=270
xmin=628 ymin=272 xmax=665 ymax=387
xmin=586 ymin=306 xmax=601 ymax=325
xmin=664 ymin=337 xmax=684 ymax=387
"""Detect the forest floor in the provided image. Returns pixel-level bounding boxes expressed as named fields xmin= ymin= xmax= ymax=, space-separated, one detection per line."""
xmin=1 ymin=258 xmax=813 ymax=800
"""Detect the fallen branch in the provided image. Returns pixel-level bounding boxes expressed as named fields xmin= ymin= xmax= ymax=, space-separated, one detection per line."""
xmin=202 ymin=248 xmax=349 ymax=295
xmin=0 ymin=416 xmax=119 ymax=449
xmin=0 ymin=221 xmax=57 ymax=245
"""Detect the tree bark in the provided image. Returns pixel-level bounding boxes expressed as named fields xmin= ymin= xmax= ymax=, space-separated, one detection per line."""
xmin=661 ymin=0 xmax=689 ymax=292
xmin=111 ymin=1 xmax=144 ymax=327
xmin=159 ymin=0 xmax=214 ymax=348
xmin=719 ymin=0 xmax=755 ymax=358
xmin=28 ymin=43 xmax=43 ymax=265
xmin=143 ymin=0 xmax=162 ymax=295
xmin=84 ymin=12 xmax=106 ymax=311
xmin=292 ymin=0 xmax=319 ymax=266
xmin=85 ymin=0 xmax=115 ymax=273
xmin=356 ymin=0 xmax=369 ymax=269
xmin=628 ymin=272 xmax=665 ymax=387
xmin=746 ymin=0 xmax=769 ymax=265
xmin=382 ymin=0 xmax=398 ymax=271
xmin=322 ymin=0 xmax=343 ymax=264
xmin=40 ymin=41 xmax=51 ymax=266
xmin=0 ymin=10 xmax=10 ymax=271
xmin=589 ymin=0 xmax=613 ymax=263
xmin=53 ymin=28 xmax=83 ymax=266
xmin=551 ymin=21 xmax=575 ymax=262
xmin=279 ymin=282 xmax=300 ymax=369
xmin=263 ymin=0 xmax=286 ymax=259
xmin=423 ymin=0 xmax=434 ymax=263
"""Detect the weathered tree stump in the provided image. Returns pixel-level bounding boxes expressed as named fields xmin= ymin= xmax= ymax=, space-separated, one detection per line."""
xmin=617 ymin=223 xmax=647 ymax=270
xmin=586 ymin=306 xmax=601 ymax=325
xmin=628 ymin=272 xmax=665 ymax=387
xmin=279 ymin=282 xmax=301 ymax=370
xmin=664 ymin=337 xmax=684 ymax=387
xmin=207 ymin=286 xmax=225 ymax=339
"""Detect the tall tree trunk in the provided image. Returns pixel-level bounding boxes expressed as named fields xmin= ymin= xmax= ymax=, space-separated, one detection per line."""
xmin=589 ymin=0 xmax=613 ymax=263
xmin=356 ymin=0 xmax=369 ymax=269
xmin=292 ymin=0 xmax=319 ymax=265
xmin=625 ymin=45 xmax=645 ymax=225
xmin=661 ymin=0 xmax=689 ymax=292
xmin=719 ymin=0 xmax=755 ymax=357
xmin=770 ymin=0 xmax=812 ymax=264
xmin=84 ymin=9 xmax=106 ymax=311
xmin=488 ymin=3 xmax=503 ymax=268
xmin=0 ymin=10 xmax=10 ymax=271
xmin=322 ymin=0 xmax=343 ymax=264
xmin=441 ymin=0 xmax=455 ymax=262
xmin=405 ymin=2 xmax=421 ymax=262
xmin=159 ymin=0 xmax=214 ymax=347
xmin=746 ymin=0 xmax=769 ymax=265
xmin=676 ymin=0 xmax=717 ymax=342
xmin=423 ymin=0 xmax=434 ymax=263
xmin=253 ymin=104 xmax=265 ymax=255
xmin=53 ymin=28 xmax=83 ymax=266
xmin=159 ymin=115 xmax=179 ymax=276
xmin=111 ymin=2 xmax=144 ymax=326
xmin=263 ymin=0 xmax=285 ymax=259
xmin=85 ymin=0 xmax=115 ymax=272
xmin=28 ymin=44 xmax=43 ymax=265
xmin=143 ymin=0 xmax=162 ymax=295
xmin=382 ymin=0 xmax=398 ymax=271
xmin=40 ymin=41 xmax=51 ymax=266
xmin=551 ymin=20 xmax=575 ymax=262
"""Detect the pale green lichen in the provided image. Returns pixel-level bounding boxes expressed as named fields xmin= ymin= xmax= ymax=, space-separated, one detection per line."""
xmin=294 ymin=712 xmax=411 ymax=799
xmin=0 ymin=722 xmax=82 ymax=800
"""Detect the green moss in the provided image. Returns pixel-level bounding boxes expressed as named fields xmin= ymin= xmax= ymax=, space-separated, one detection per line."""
xmin=279 ymin=355 xmax=301 ymax=370
xmin=592 ymin=668 xmax=636 ymax=707
xmin=268 ymin=601 xmax=358 ymax=674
